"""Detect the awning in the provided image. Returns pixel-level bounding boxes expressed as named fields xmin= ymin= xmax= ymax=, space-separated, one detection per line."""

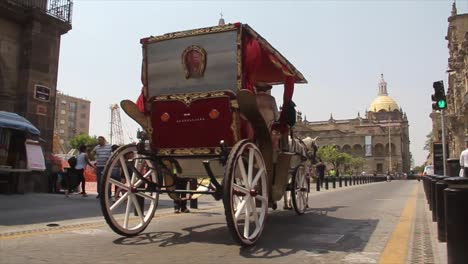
xmin=0 ymin=111 xmax=40 ymax=135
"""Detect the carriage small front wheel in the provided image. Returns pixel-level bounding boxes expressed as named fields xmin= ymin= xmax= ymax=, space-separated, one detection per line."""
xmin=291 ymin=165 xmax=309 ymax=215
xmin=100 ymin=144 xmax=159 ymax=236
xmin=223 ymin=140 xmax=269 ymax=246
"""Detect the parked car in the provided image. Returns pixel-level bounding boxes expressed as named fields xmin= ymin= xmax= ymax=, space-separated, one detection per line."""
xmin=423 ymin=165 xmax=434 ymax=176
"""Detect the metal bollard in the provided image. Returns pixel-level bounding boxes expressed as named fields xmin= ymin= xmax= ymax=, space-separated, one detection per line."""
xmin=190 ymin=178 xmax=198 ymax=209
xmin=444 ymin=177 xmax=468 ymax=264
xmin=325 ymin=177 xmax=329 ymax=190
xmin=423 ymin=176 xmax=430 ymax=203
xmin=431 ymin=176 xmax=438 ymax=221
xmin=435 ymin=176 xmax=449 ymax=242
xmin=316 ymin=178 xmax=320 ymax=191
xmin=344 ymin=177 xmax=348 ymax=186
xmin=332 ymin=177 xmax=336 ymax=188
xmin=339 ymin=177 xmax=342 ymax=187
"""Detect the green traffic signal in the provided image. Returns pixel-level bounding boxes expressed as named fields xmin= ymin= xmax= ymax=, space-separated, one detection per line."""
xmin=437 ymin=99 xmax=446 ymax=109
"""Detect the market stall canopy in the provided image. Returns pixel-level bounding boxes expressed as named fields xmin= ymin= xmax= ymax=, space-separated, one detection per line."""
xmin=0 ymin=111 xmax=40 ymax=135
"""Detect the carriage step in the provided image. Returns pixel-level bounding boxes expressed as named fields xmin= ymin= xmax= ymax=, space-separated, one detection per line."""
xmin=159 ymin=189 xmax=216 ymax=195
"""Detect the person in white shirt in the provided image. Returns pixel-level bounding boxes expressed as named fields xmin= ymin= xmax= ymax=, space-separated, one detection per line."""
xmin=75 ymin=145 xmax=94 ymax=197
xmin=459 ymin=141 xmax=468 ymax=177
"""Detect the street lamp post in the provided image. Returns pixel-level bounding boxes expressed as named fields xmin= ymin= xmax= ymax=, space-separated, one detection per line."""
xmin=441 ymin=109 xmax=447 ymax=176
xmin=388 ymin=126 xmax=392 ymax=173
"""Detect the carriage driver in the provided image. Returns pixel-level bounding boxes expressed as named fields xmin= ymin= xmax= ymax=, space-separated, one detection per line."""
xmin=255 ymin=83 xmax=281 ymax=151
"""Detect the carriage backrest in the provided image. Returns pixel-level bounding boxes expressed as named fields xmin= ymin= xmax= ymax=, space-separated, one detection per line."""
xmin=144 ymin=29 xmax=239 ymax=98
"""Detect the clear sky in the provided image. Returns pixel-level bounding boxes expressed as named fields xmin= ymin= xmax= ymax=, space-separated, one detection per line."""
xmin=57 ymin=0 xmax=468 ymax=167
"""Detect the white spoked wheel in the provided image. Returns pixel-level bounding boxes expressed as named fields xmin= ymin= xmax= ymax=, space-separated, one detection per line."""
xmin=223 ymin=140 xmax=268 ymax=246
xmin=100 ymin=144 xmax=159 ymax=236
xmin=291 ymin=165 xmax=308 ymax=215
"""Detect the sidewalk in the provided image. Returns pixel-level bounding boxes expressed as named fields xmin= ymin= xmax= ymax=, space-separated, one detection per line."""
xmin=407 ymin=182 xmax=447 ymax=264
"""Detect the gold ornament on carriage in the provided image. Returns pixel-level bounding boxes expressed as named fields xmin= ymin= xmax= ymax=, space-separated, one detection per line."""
xmin=181 ymin=45 xmax=207 ymax=79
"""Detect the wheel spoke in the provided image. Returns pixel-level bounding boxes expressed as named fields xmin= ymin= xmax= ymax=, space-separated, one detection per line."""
xmin=110 ymin=192 xmax=129 ymax=211
xmin=109 ymin=178 xmax=129 ymax=191
xmin=120 ymin=156 xmax=133 ymax=184
xmin=237 ymin=157 xmax=249 ymax=189
xmin=255 ymin=194 xmax=267 ymax=202
xmin=123 ymin=195 xmax=133 ymax=229
xmin=134 ymin=169 xmax=154 ymax=188
xmin=248 ymin=148 xmax=254 ymax=186
xmin=234 ymin=198 xmax=248 ymax=220
xmin=251 ymin=168 xmax=265 ymax=188
xmin=250 ymin=198 xmax=259 ymax=228
xmin=243 ymin=197 xmax=250 ymax=238
xmin=137 ymin=191 xmax=156 ymax=202
xmin=130 ymin=195 xmax=145 ymax=223
xmin=233 ymin=183 xmax=249 ymax=194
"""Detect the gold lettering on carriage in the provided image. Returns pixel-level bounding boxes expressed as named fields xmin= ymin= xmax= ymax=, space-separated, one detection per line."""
xmin=176 ymin=117 xmax=206 ymax=123
xmin=154 ymin=91 xmax=227 ymax=106
xmin=158 ymin=148 xmax=220 ymax=155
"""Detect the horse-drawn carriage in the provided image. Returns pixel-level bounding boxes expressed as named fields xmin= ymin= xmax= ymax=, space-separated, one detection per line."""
xmin=99 ymin=23 xmax=317 ymax=246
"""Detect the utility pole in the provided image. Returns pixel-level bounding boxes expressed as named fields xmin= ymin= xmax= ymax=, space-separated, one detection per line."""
xmin=388 ymin=126 xmax=392 ymax=173
xmin=441 ymin=109 xmax=447 ymax=176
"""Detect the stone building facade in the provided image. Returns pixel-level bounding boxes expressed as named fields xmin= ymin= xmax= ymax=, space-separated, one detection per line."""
xmin=295 ymin=75 xmax=411 ymax=174
xmin=440 ymin=3 xmax=468 ymax=159
xmin=0 ymin=0 xmax=72 ymax=155
xmin=53 ymin=92 xmax=90 ymax=153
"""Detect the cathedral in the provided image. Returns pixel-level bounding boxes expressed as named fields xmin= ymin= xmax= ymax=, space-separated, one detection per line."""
xmin=295 ymin=74 xmax=411 ymax=174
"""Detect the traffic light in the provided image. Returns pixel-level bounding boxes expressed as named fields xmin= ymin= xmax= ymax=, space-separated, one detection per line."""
xmin=431 ymin=80 xmax=447 ymax=110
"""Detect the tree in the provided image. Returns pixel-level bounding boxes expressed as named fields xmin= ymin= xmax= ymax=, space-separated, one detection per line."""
xmin=424 ymin=132 xmax=433 ymax=151
xmin=317 ymin=145 xmax=352 ymax=174
xmin=349 ymin=157 xmax=364 ymax=175
xmin=69 ymin=134 xmax=98 ymax=150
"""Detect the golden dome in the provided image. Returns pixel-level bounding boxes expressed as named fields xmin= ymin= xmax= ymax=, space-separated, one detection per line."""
xmin=369 ymin=95 xmax=399 ymax=112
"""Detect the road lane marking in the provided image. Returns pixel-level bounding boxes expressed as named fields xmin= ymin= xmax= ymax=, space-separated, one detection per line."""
xmin=0 ymin=206 xmax=222 ymax=240
xmin=378 ymin=184 xmax=418 ymax=264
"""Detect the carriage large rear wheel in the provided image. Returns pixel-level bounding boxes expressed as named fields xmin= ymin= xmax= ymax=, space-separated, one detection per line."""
xmin=223 ymin=140 xmax=269 ymax=246
xmin=291 ymin=165 xmax=309 ymax=215
xmin=100 ymin=144 xmax=159 ymax=236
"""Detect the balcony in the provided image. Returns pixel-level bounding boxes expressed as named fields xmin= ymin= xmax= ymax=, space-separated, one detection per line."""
xmin=7 ymin=0 xmax=73 ymax=24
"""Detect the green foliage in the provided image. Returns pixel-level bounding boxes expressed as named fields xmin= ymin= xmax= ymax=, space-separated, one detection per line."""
xmin=424 ymin=132 xmax=432 ymax=151
xmin=69 ymin=134 xmax=98 ymax=150
xmin=412 ymin=165 xmax=424 ymax=173
xmin=318 ymin=145 xmax=367 ymax=175
xmin=350 ymin=157 xmax=364 ymax=172
xmin=317 ymin=145 xmax=352 ymax=171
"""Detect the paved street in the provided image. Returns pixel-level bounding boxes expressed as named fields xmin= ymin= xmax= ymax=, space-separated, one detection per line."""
xmin=0 ymin=180 xmax=445 ymax=264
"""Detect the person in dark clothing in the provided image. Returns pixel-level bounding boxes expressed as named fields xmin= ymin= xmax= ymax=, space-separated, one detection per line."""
xmin=316 ymin=159 xmax=326 ymax=187
xmin=174 ymin=176 xmax=190 ymax=213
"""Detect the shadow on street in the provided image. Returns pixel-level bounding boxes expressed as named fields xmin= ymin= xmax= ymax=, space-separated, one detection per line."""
xmin=113 ymin=205 xmax=378 ymax=259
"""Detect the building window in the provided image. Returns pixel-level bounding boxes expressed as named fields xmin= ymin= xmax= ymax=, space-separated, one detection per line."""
xmin=80 ymin=113 xmax=87 ymax=119
xmin=62 ymin=100 xmax=67 ymax=104
xmin=81 ymin=104 xmax=87 ymax=110
xmin=61 ymin=110 xmax=66 ymax=114
xmin=59 ymin=139 xmax=64 ymax=144
xmin=69 ymin=102 xmax=76 ymax=112
xmin=377 ymin=163 xmax=383 ymax=173
xmin=79 ymin=122 xmax=86 ymax=128
xmin=59 ymin=129 xmax=64 ymax=134
xmin=60 ymin=120 xmax=65 ymax=124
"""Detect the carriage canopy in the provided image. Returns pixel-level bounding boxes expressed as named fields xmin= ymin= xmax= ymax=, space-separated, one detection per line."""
xmin=139 ymin=23 xmax=307 ymax=102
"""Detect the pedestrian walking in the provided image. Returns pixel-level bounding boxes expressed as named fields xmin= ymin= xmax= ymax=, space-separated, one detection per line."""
xmin=316 ymin=159 xmax=326 ymax=187
xmin=75 ymin=145 xmax=94 ymax=197
xmin=92 ymin=136 xmax=112 ymax=198
xmin=386 ymin=171 xmax=392 ymax=182
xmin=459 ymin=140 xmax=468 ymax=178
